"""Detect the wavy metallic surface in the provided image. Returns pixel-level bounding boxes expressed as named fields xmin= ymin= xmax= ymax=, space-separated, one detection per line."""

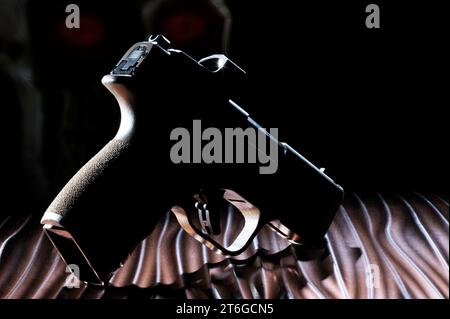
xmin=0 ymin=192 xmax=448 ymax=299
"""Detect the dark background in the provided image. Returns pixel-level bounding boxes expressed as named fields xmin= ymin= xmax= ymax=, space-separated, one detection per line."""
xmin=0 ymin=0 xmax=447 ymax=218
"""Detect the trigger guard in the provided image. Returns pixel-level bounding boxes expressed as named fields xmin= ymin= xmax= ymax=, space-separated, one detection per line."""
xmin=171 ymin=189 xmax=261 ymax=256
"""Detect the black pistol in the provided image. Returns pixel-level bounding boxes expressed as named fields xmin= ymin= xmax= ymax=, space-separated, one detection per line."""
xmin=41 ymin=35 xmax=344 ymax=285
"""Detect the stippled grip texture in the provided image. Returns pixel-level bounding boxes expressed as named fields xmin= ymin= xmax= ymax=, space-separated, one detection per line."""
xmin=46 ymin=139 xmax=130 ymax=219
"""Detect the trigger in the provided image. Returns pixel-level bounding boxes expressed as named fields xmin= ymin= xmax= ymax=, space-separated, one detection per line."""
xmin=194 ymin=192 xmax=221 ymax=236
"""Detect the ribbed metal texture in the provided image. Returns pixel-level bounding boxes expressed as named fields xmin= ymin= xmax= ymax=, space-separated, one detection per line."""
xmin=0 ymin=192 xmax=448 ymax=299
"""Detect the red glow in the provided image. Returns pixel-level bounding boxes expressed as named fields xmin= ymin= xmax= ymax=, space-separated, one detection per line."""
xmin=163 ymin=12 xmax=207 ymax=45
xmin=56 ymin=15 xmax=105 ymax=47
